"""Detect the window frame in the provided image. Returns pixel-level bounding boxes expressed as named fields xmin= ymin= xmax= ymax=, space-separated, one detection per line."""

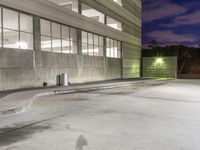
xmin=106 ymin=37 xmax=121 ymax=58
xmin=0 ymin=7 xmax=34 ymax=50
xmin=81 ymin=3 xmax=105 ymax=24
xmin=40 ymin=18 xmax=78 ymax=54
xmin=81 ymin=30 xmax=104 ymax=57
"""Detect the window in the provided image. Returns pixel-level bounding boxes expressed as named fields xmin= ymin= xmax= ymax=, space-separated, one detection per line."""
xmin=52 ymin=22 xmax=61 ymax=53
xmin=41 ymin=19 xmax=51 ymax=51
xmin=70 ymin=28 xmax=78 ymax=54
xmin=49 ymin=0 xmax=79 ymax=13
xmin=106 ymin=38 xmax=121 ymax=58
xmin=19 ymin=13 xmax=33 ymax=49
xmin=81 ymin=31 xmax=104 ymax=56
xmin=81 ymin=31 xmax=88 ymax=55
xmin=40 ymin=19 xmax=78 ymax=54
xmin=62 ymin=26 xmax=70 ymax=53
xmin=1 ymin=8 xmax=33 ymax=49
xmin=81 ymin=4 xmax=105 ymax=24
xmin=112 ymin=0 xmax=122 ymax=6
xmin=106 ymin=16 xmax=122 ymax=31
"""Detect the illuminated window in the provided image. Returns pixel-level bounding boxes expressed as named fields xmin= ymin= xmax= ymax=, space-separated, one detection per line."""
xmin=81 ymin=31 xmax=104 ymax=56
xmin=1 ymin=8 xmax=33 ymax=49
xmin=112 ymin=0 xmax=122 ymax=6
xmin=106 ymin=16 xmax=122 ymax=31
xmin=49 ymin=0 xmax=79 ymax=13
xmin=40 ymin=19 xmax=77 ymax=54
xmin=52 ymin=22 xmax=61 ymax=53
xmin=81 ymin=4 xmax=105 ymax=24
xmin=41 ymin=19 xmax=51 ymax=52
xmin=106 ymin=38 xmax=121 ymax=58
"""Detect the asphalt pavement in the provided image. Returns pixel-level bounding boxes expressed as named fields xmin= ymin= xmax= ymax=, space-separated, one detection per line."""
xmin=1 ymin=79 xmax=200 ymax=150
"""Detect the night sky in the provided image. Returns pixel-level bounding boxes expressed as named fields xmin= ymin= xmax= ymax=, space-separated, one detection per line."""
xmin=142 ymin=0 xmax=200 ymax=48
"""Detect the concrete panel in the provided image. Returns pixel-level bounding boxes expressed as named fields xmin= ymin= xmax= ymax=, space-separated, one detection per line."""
xmin=143 ymin=57 xmax=177 ymax=78
xmin=0 ymin=48 xmax=34 ymax=69
xmin=122 ymin=42 xmax=141 ymax=78
xmin=106 ymin=58 xmax=121 ymax=79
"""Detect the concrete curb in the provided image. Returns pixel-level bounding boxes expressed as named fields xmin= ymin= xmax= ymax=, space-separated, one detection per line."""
xmin=0 ymin=80 xmax=169 ymax=117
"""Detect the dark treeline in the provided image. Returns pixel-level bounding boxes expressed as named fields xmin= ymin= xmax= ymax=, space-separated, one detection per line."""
xmin=142 ymin=44 xmax=200 ymax=74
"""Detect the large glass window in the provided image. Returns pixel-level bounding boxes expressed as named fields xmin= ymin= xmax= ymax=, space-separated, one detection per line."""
xmin=70 ymin=28 xmax=78 ymax=54
xmin=81 ymin=31 xmax=88 ymax=55
xmin=49 ymin=0 xmax=78 ymax=13
xmin=1 ymin=8 xmax=33 ymax=49
xmin=106 ymin=16 xmax=122 ymax=31
xmin=106 ymin=38 xmax=121 ymax=58
xmin=81 ymin=31 xmax=104 ymax=56
xmin=112 ymin=0 xmax=122 ymax=6
xmin=41 ymin=19 xmax=51 ymax=52
xmin=62 ymin=26 xmax=70 ymax=53
xmin=40 ymin=19 xmax=78 ymax=54
xmin=81 ymin=4 xmax=105 ymax=24
xmin=52 ymin=22 xmax=61 ymax=53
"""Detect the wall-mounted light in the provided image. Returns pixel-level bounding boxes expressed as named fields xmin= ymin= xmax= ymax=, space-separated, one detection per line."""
xmin=155 ymin=57 xmax=164 ymax=64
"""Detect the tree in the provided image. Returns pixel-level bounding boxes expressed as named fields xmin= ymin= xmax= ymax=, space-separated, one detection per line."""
xmin=148 ymin=40 xmax=159 ymax=49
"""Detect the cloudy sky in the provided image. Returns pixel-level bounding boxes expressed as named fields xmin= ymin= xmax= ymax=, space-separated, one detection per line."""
xmin=142 ymin=0 xmax=200 ymax=48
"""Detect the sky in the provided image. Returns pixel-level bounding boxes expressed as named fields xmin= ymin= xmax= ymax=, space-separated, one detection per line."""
xmin=142 ymin=0 xmax=200 ymax=48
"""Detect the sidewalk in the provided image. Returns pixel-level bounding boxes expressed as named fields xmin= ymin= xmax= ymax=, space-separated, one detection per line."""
xmin=0 ymin=78 xmax=169 ymax=116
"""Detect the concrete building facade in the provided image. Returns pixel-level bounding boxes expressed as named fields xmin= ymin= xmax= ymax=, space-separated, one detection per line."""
xmin=0 ymin=0 xmax=141 ymax=90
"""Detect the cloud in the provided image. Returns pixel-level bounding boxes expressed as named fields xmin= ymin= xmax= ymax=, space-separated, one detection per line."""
xmin=146 ymin=30 xmax=198 ymax=43
xmin=143 ymin=0 xmax=186 ymax=22
xmin=162 ymin=10 xmax=200 ymax=27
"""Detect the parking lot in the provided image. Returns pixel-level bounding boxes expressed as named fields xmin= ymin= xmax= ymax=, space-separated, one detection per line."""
xmin=1 ymin=79 xmax=200 ymax=150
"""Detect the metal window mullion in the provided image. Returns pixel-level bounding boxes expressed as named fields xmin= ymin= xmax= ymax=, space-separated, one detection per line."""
xmin=50 ymin=22 xmax=52 ymax=52
xmin=60 ymin=25 xmax=62 ymax=53
xmin=76 ymin=29 xmax=79 ymax=55
xmin=98 ymin=36 xmax=100 ymax=56
xmin=110 ymin=39 xmax=111 ymax=58
xmin=93 ymin=34 xmax=94 ymax=56
xmin=112 ymin=39 xmax=114 ymax=58
xmin=18 ymin=12 xmax=20 ymax=49
xmin=1 ymin=8 xmax=3 ymax=47
xmin=110 ymin=39 xmax=112 ymax=58
xmin=120 ymin=41 xmax=122 ymax=59
xmin=104 ymin=15 xmax=107 ymax=25
xmin=115 ymin=40 xmax=117 ymax=58
xmin=32 ymin=16 xmax=34 ymax=51
xmin=69 ymin=28 xmax=71 ymax=54
xmin=87 ymin=32 xmax=88 ymax=55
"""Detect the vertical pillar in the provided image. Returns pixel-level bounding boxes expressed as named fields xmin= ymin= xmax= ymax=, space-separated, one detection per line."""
xmin=120 ymin=42 xmax=123 ymax=79
xmin=33 ymin=16 xmax=41 ymax=68
xmin=77 ymin=29 xmax=82 ymax=55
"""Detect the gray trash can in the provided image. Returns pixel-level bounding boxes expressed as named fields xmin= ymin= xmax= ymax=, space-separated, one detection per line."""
xmin=61 ymin=73 xmax=69 ymax=86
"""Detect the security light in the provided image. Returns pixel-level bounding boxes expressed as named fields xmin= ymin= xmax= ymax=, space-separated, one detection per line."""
xmin=155 ymin=57 xmax=164 ymax=64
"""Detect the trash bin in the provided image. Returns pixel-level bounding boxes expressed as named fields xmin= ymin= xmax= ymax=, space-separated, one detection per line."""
xmin=61 ymin=73 xmax=69 ymax=86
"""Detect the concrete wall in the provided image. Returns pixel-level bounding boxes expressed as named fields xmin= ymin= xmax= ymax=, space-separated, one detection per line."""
xmin=0 ymin=0 xmax=141 ymax=90
xmin=0 ymin=48 xmax=121 ymax=90
xmin=143 ymin=57 xmax=177 ymax=78
xmin=122 ymin=0 xmax=142 ymax=78
xmin=122 ymin=43 xmax=141 ymax=78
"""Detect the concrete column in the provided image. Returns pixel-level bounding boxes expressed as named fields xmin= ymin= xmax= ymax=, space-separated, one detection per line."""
xmin=77 ymin=29 xmax=82 ymax=55
xmin=33 ymin=16 xmax=41 ymax=68
xmin=120 ymin=42 xmax=123 ymax=79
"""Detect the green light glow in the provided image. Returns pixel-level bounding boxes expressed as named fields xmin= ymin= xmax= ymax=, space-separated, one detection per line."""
xmin=155 ymin=57 xmax=164 ymax=64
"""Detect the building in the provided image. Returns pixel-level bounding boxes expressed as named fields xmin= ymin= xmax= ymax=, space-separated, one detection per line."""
xmin=0 ymin=0 xmax=142 ymax=90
